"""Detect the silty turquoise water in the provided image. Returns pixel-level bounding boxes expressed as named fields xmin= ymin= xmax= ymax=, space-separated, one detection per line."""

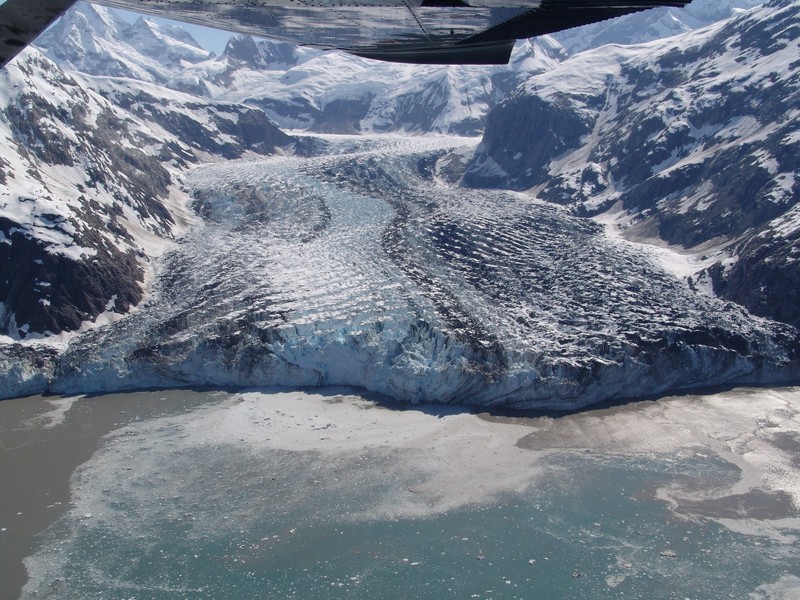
xmin=20 ymin=391 xmax=800 ymax=599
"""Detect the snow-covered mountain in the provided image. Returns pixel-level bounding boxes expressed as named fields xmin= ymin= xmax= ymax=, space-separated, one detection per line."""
xmin=0 ymin=47 xmax=293 ymax=343
xmin=31 ymin=0 xmax=764 ymax=137
xmin=464 ymin=0 xmax=800 ymax=327
xmin=206 ymin=36 xmax=566 ymax=135
xmin=32 ymin=0 xmax=761 ymax=137
xmin=35 ymin=3 xmax=213 ymax=85
xmin=552 ymin=0 xmax=764 ymax=54
xmin=32 ymin=2 xmax=567 ymax=136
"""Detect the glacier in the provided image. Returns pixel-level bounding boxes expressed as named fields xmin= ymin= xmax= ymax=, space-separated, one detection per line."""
xmin=2 ymin=134 xmax=796 ymax=408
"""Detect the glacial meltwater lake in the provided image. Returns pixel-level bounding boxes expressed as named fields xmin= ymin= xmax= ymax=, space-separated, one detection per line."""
xmin=2 ymin=387 xmax=799 ymax=599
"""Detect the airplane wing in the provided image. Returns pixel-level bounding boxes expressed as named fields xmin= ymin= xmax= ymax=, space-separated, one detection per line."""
xmin=1 ymin=0 xmax=692 ymax=69
xmin=0 ymin=0 xmax=77 ymax=69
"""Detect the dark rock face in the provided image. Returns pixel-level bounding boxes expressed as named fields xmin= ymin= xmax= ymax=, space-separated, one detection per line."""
xmin=220 ymin=35 xmax=269 ymax=68
xmin=707 ymin=231 xmax=800 ymax=328
xmin=0 ymin=54 xmax=169 ymax=336
xmin=314 ymin=96 xmax=376 ymax=135
xmin=0 ymin=216 xmax=143 ymax=335
xmin=111 ymin=92 xmax=292 ymax=159
xmin=463 ymin=90 xmax=603 ymax=191
xmin=463 ymin=0 xmax=800 ymax=327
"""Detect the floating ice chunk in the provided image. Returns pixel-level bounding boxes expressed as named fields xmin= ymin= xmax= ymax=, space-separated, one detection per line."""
xmin=24 ymin=396 xmax=82 ymax=430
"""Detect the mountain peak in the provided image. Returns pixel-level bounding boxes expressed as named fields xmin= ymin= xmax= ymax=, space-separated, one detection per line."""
xmin=36 ymin=2 xmax=128 ymax=51
xmin=129 ymin=15 xmax=205 ymax=50
xmin=34 ymin=2 xmax=212 ymax=80
xmin=130 ymin=15 xmax=157 ymax=36
xmin=220 ymin=35 xmax=268 ymax=68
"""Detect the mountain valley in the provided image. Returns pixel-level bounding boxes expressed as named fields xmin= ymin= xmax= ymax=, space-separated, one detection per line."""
xmin=0 ymin=0 xmax=797 ymax=407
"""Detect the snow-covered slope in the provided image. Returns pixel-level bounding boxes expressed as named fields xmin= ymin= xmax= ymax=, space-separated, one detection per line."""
xmin=33 ymin=0 xmax=757 ymax=137
xmin=464 ymin=0 xmax=800 ymax=326
xmin=191 ymin=36 xmax=566 ymax=135
xmin=0 ymin=47 xmax=293 ymax=345
xmin=0 ymin=48 xmax=184 ymax=340
xmin=32 ymin=0 xmax=760 ymax=136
